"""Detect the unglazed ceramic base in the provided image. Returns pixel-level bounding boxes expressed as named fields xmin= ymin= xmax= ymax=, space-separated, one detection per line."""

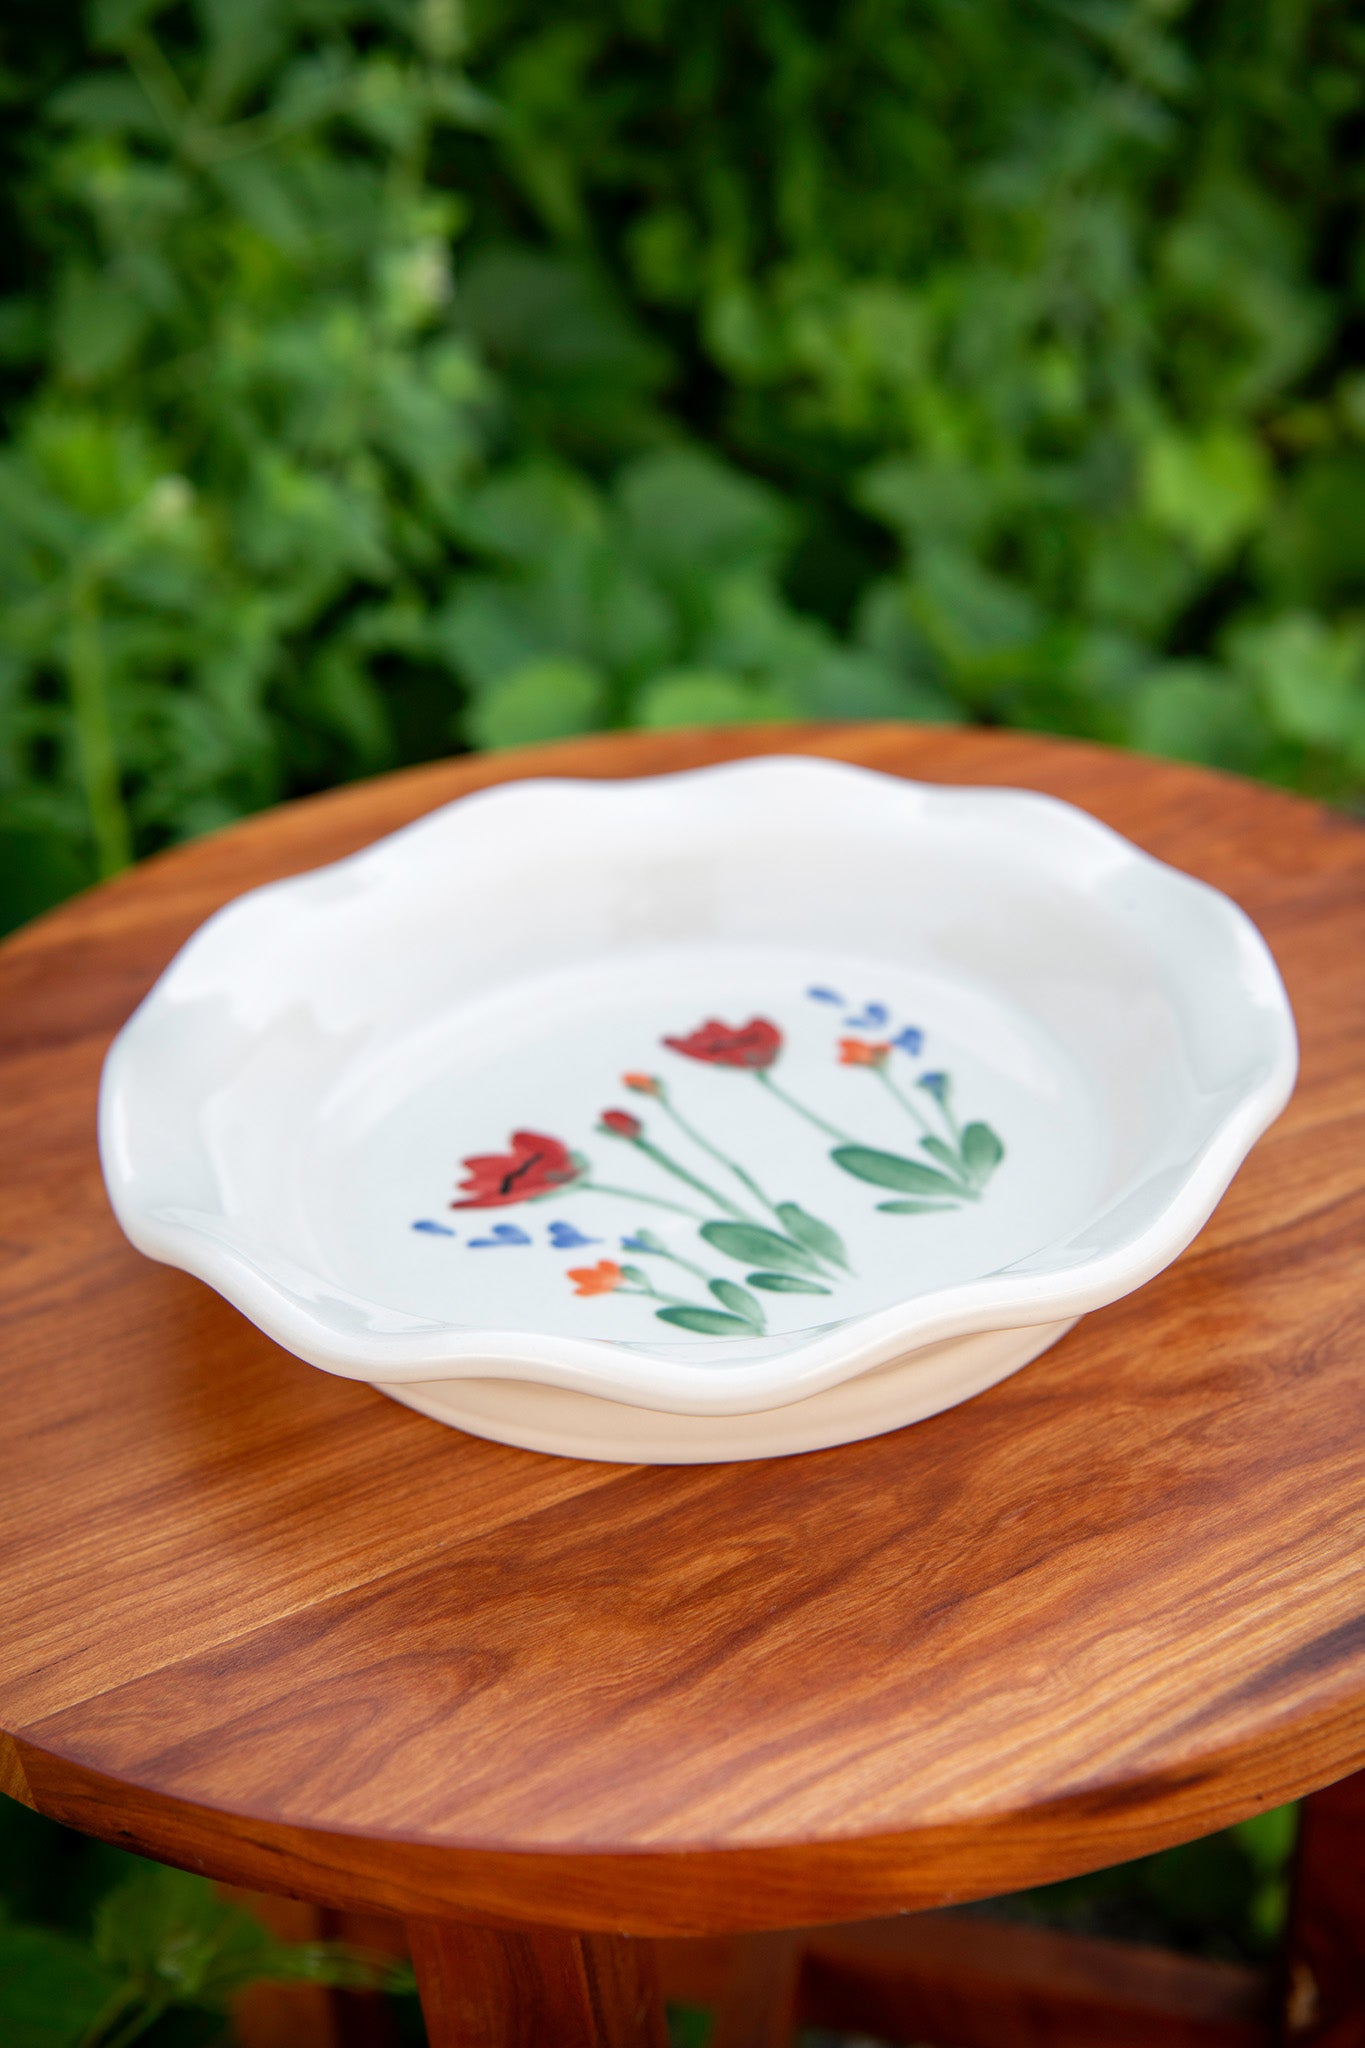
xmin=383 ymin=1317 xmax=1078 ymax=1462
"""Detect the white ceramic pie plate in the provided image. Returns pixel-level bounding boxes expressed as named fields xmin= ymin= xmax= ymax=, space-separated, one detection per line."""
xmin=99 ymin=757 xmax=1297 ymax=1462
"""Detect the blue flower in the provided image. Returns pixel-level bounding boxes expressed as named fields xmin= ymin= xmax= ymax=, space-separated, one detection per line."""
xmin=470 ymin=1223 xmax=532 ymax=1247
xmin=806 ymin=985 xmax=844 ymax=1004
xmin=621 ymin=1229 xmax=666 ymax=1255
xmin=918 ymin=1071 xmax=950 ymax=1102
xmin=894 ymin=1025 xmax=924 ymax=1057
xmin=411 ymin=1219 xmax=455 ymax=1237
xmin=547 ymin=1220 xmax=599 ymax=1250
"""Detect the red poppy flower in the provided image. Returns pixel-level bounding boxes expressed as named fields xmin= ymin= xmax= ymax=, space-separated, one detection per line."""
xmin=662 ymin=1017 xmax=782 ymax=1069
xmin=599 ymin=1109 xmax=642 ymax=1139
xmin=450 ymin=1130 xmax=581 ymax=1209
xmin=568 ymin=1259 xmax=624 ymax=1297
xmin=839 ymin=1037 xmax=891 ymax=1067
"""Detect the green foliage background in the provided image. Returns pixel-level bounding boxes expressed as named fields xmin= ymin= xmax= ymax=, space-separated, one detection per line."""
xmin=1 ymin=0 xmax=1364 ymax=932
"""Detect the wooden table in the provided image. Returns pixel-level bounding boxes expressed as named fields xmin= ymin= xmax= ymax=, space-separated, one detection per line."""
xmin=2 ymin=725 xmax=1364 ymax=2048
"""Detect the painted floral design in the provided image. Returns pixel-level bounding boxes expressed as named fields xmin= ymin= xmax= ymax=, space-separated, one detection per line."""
xmin=659 ymin=1007 xmax=1006 ymax=1217
xmin=567 ymin=1258 xmax=625 ymax=1296
xmin=663 ymin=1017 xmax=781 ymax=1068
xmin=450 ymin=1130 xmax=581 ymax=1208
xmin=838 ymin=1037 xmax=890 ymax=1066
xmin=828 ymin=1044 xmax=1005 ymax=1213
xmin=433 ymin=989 xmax=1006 ymax=1340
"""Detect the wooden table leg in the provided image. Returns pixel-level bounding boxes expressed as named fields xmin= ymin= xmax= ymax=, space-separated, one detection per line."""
xmin=406 ymin=1918 xmax=667 ymax=2048
xmin=708 ymin=1930 xmax=800 ymax=2048
xmin=1281 ymin=1771 xmax=1365 ymax=2046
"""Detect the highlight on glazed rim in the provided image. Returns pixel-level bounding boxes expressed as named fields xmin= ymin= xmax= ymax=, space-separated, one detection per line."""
xmin=412 ymin=987 xmax=1006 ymax=1340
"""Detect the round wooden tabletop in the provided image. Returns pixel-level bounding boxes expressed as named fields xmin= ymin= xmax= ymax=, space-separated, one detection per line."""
xmin=2 ymin=724 xmax=1363 ymax=1940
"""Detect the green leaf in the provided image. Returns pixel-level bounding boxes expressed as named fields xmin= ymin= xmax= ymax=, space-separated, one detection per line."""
xmin=94 ymin=1863 xmax=276 ymax=2006
xmin=709 ymin=1277 xmax=765 ymax=1326
xmin=745 ymin=1271 xmax=831 ymax=1294
xmin=919 ymin=1136 xmax=968 ymax=1179
xmin=1141 ymin=426 xmax=1272 ymax=567
xmin=617 ymin=447 xmax=792 ymax=580
xmin=91 ymin=1862 xmax=397 ymax=2009
xmin=0 ymin=1922 xmax=120 ymax=2048
xmin=831 ymin=1147 xmax=970 ymax=1197
xmin=53 ymin=270 xmax=147 ymax=387
xmin=960 ymin=1121 xmax=1005 ymax=1183
xmin=876 ymin=1199 xmax=960 ymax=1214
xmin=90 ymin=0 xmax=170 ymax=47
xmin=47 ymin=74 xmax=161 ymax=136
xmin=466 ymin=656 xmax=607 ymax=749
xmin=1232 ymin=612 xmax=1365 ymax=757
xmin=637 ymin=669 xmax=801 ymax=730
xmin=1130 ymin=664 xmax=1267 ymax=774
xmin=700 ymin=1220 xmax=819 ymax=1273
xmin=455 ymin=465 xmax=602 ymax=565
xmin=774 ymin=1202 xmax=848 ymax=1268
xmin=655 ymin=1305 xmax=755 ymax=1335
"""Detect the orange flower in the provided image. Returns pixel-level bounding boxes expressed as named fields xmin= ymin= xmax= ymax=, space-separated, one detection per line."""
xmin=839 ymin=1037 xmax=891 ymax=1067
xmin=568 ymin=1259 xmax=625 ymax=1297
xmin=622 ymin=1071 xmax=661 ymax=1095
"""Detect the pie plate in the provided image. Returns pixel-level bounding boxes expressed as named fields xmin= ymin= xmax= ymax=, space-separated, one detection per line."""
xmin=98 ymin=756 xmax=1297 ymax=1462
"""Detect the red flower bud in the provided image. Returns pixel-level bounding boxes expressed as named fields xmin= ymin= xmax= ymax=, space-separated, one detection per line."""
xmin=622 ymin=1071 xmax=661 ymax=1095
xmin=600 ymin=1109 xmax=643 ymax=1139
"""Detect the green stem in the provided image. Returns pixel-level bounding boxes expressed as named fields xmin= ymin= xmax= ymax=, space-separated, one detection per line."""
xmin=579 ymin=1180 xmax=703 ymax=1221
xmin=755 ymin=1069 xmax=855 ymax=1143
xmin=620 ymin=1278 xmax=696 ymax=1309
xmin=87 ymin=1992 xmax=168 ymax=2048
xmin=69 ymin=569 xmax=133 ymax=880
xmin=875 ymin=1064 xmax=941 ymax=1144
xmin=921 ymin=1084 xmax=966 ymax=1151
xmin=657 ymin=1091 xmax=784 ymax=1223
xmin=629 ymin=1135 xmax=756 ymax=1224
xmin=77 ymin=1986 xmax=141 ymax=2048
xmin=657 ymin=1094 xmax=844 ymax=1274
xmin=638 ymin=1241 xmax=714 ymax=1286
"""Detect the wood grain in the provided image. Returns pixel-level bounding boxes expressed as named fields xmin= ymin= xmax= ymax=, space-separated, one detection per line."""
xmin=406 ymin=1920 xmax=665 ymax=2048
xmin=1 ymin=725 xmax=1363 ymax=1936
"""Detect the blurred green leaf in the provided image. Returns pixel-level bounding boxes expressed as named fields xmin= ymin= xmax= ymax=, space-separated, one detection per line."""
xmin=53 ymin=269 xmax=147 ymax=385
xmin=2 ymin=0 xmax=1363 ymax=943
xmin=617 ymin=450 xmax=793 ymax=585
xmin=636 ymin=669 xmax=801 ymax=729
xmin=1141 ymin=427 xmax=1272 ymax=566
xmin=0 ymin=1921 xmax=120 ymax=2048
xmin=1260 ymin=454 xmax=1365 ymax=609
xmin=468 ymin=654 xmax=606 ymax=748
xmin=1130 ymin=662 xmax=1267 ymax=773
xmin=1232 ymin=613 xmax=1365 ymax=766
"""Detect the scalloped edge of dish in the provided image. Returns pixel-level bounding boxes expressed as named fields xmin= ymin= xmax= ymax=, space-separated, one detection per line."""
xmin=99 ymin=757 xmax=1298 ymax=1418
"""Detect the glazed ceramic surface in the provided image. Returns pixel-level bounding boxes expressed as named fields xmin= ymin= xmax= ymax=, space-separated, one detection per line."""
xmin=99 ymin=757 xmax=1297 ymax=1458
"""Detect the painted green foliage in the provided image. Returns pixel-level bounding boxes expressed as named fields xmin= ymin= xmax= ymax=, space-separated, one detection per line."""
xmin=1 ymin=0 xmax=1364 ymax=934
